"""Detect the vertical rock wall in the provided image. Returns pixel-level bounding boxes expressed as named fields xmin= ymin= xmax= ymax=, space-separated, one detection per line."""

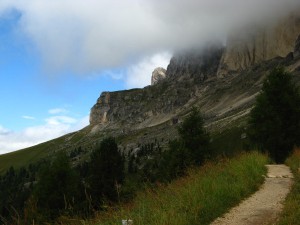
xmin=218 ymin=12 xmax=300 ymax=77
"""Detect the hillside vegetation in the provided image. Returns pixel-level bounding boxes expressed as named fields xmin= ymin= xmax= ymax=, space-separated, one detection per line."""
xmin=0 ymin=13 xmax=299 ymax=223
xmin=77 ymin=152 xmax=267 ymax=225
xmin=0 ymin=135 xmax=66 ymax=174
xmin=276 ymin=149 xmax=300 ymax=225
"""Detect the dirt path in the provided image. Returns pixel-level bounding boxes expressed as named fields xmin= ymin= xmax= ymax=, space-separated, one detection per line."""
xmin=211 ymin=165 xmax=294 ymax=225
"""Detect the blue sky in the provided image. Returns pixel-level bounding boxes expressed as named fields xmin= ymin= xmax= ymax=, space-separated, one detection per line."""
xmin=0 ymin=9 xmax=127 ymax=130
xmin=0 ymin=3 xmax=172 ymax=154
xmin=0 ymin=0 xmax=298 ymax=154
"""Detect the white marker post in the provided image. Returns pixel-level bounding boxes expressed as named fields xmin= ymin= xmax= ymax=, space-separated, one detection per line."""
xmin=122 ymin=219 xmax=133 ymax=225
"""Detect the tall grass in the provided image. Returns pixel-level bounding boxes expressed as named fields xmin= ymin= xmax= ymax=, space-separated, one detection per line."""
xmin=276 ymin=149 xmax=300 ymax=225
xmin=78 ymin=152 xmax=267 ymax=225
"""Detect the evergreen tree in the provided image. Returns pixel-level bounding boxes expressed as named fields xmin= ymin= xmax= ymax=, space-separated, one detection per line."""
xmin=158 ymin=107 xmax=210 ymax=182
xmin=88 ymin=137 xmax=124 ymax=207
xmin=33 ymin=152 xmax=82 ymax=218
xmin=248 ymin=67 xmax=300 ymax=163
xmin=178 ymin=107 xmax=210 ymax=165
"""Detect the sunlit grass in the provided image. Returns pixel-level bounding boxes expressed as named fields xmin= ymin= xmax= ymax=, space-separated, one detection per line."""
xmin=276 ymin=148 xmax=300 ymax=225
xmin=77 ymin=152 xmax=267 ymax=225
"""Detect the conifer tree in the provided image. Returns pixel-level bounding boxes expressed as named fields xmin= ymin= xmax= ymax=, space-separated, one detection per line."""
xmin=33 ymin=152 xmax=82 ymax=218
xmin=178 ymin=107 xmax=210 ymax=165
xmin=248 ymin=67 xmax=300 ymax=163
xmin=88 ymin=137 xmax=124 ymax=207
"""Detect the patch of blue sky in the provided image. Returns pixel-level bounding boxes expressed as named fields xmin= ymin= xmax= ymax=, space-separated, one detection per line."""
xmin=0 ymin=9 xmax=126 ymax=131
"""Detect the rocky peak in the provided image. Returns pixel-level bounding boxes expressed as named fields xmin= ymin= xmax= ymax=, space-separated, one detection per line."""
xmin=151 ymin=67 xmax=166 ymax=85
xmin=166 ymin=45 xmax=224 ymax=82
xmin=89 ymin=10 xmax=300 ymax=133
xmin=218 ymin=11 xmax=300 ymax=77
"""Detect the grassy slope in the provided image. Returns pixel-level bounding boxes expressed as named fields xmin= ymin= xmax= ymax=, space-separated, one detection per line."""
xmin=72 ymin=152 xmax=267 ymax=225
xmin=276 ymin=149 xmax=300 ymax=225
xmin=0 ymin=134 xmax=69 ymax=174
xmin=0 ymin=139 xmax=62 ymax=174
xmin=0 ymin=127 xmax=94 ymax=174
xmin=0 ymin=119 xmax=247 ymax=174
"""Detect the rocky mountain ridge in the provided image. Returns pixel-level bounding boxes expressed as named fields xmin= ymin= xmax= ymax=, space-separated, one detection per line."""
xmin=89 ymin=45 xmax=225 ymax=132
xmin=217 ymin=11 xmax=300 ymax=77
xmin=89 ymin=11 xmax=300 ymax=145
xmin=1 ymin=10 xmax=300 ymax=174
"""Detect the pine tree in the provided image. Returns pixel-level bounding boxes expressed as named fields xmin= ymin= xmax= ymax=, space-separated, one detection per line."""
xmin=248 ymin=67 xmax=300 ymax=163
xmin=178 ymin=107 xmax=210 ymax=165
xmin=33 ymin=152 xmax=82 ymax=218
xmin=88 ymin=137 xmax=124 ymax=207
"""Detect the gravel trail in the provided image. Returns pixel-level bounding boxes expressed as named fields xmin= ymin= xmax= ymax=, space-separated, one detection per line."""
xmin=211 ymin=164 xmax=294 ymax=225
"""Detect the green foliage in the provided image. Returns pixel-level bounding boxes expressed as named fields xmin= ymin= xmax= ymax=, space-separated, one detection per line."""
xmin=248 ymin=67 xmax=300 ymax=163
xmin=276 ymin=149 xmax=300 ymax=225
xmin=178 ymin=107 xmax=210 ymax=165
xmin=32 ymin=152 xmax=83 ymax=219
xmin=0 ymin=166 xmax=31 ymax=222
xmin=92 ymin=152 xmax=268 ymax=225
xmin=135 ymin=107 xmax=211 ymax=183
xmin=88 ymin=137 xmax=125 ymax=207
xmin=0 ymin=135 xmax=67 ymax=175
xmin=0 ymin=138 xmax=127 ymax=223
xmin=210 ymin=126 xmax=248 ymax=157
xmin=159 ymin=107 xmax=210 ymax=181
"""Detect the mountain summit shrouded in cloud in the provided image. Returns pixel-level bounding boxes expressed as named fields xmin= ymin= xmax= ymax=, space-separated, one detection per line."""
xmin=0 ymin=0 xmax=299 ymax=75
xmin=0 ymin=0 xmax=299 ymax=154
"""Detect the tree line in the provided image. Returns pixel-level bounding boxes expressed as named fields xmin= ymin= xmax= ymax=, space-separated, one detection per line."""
xmin=0 ymin=138 xmax=125 ymax=224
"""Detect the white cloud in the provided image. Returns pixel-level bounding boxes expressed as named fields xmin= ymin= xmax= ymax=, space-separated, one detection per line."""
xmin=48 ymin=108 xmax=68 ymax=115
xmin=45 ymin=116 xmax=77 ymax=126
xmin=126 ymin=52 xmax=171 ymax=88
xmin=102 ymin=70 xmax=124 ymax=80
xmin=22 ymin=115 xmax=35 ymax=120
xmin=1 ymin=0 xmax=299 ymax=78
xmin=0 ymin=115 xmax=89 ymax=155
xmin=0 ymin=125 xmax=10 ymax=135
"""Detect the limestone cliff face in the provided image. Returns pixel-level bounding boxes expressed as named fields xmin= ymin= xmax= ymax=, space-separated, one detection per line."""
xmin=89 ymin=83 xmax=193 ymax=130
xmin=89 ymin=11 xmax=300 ymax=133
xmin=167 ymin=45 xmax=224 ymax=81
xmin=89 ymin=92 xmax=110 ymax=125
xmin=89 ymin=45 xmax=225 ymax=130
xmin=218 ymin=12 xmax=300 ymax=77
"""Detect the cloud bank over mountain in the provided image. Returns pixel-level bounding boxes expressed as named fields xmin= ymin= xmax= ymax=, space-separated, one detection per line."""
xmin=1 ymin=0 xmax=299 ymax=75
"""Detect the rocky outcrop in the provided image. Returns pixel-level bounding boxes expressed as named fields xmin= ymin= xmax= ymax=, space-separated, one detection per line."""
xmin=167 ymin=45 xmax=224 ymax=82
xmin=89 ymin=10 xmax=300 ymax=133
xmin=89 ymin=81 xmax=193 ymax=130
xmin=89 ymin=45 xmax=226 ymax=130
xmin=89 ymin=92 xmax=110 ymax=125
xmin=151 ymin=67 xmax=166 ymax=85
xmin=218 ymin=12 xmax=300 ymax=77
